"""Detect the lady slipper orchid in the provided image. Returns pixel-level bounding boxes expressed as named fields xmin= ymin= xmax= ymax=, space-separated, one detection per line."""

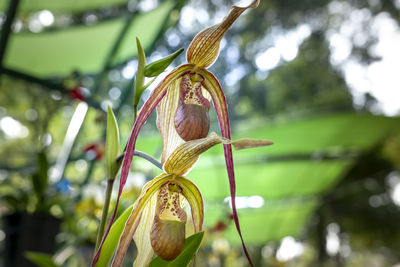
xmin=93 ymin=1 xmax=265 ymax=266
xmin=112 ymin=133 xmax=272 ymax=266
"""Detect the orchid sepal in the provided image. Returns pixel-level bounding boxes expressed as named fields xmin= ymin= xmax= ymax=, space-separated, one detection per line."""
xmin=186 ymin=0 xmax=260 ymax=68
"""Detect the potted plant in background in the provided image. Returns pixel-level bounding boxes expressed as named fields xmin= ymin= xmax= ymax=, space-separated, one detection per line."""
xmin=0 ymin=150 xmax=66 ymax=267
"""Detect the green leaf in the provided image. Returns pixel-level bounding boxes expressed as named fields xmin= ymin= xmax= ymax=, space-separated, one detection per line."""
xmin=134 ymin=37 xmax=146 ymax=108
xmin=95 ymin=204 xmax=133 ymax=267
xmin=31 ymin=150 xmax=49 ymax=199
xmin=144 ymin=48 xmax=184 ymax=77
xmin=25 ymin=252 xmax=59 ymax=267
xmin=106 ymin=106 xmax=120 ymax=179
xmin=149 ymin=231 xmax=204 ymax=267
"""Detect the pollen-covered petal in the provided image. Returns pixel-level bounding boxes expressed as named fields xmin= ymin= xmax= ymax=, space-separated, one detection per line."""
xmin=186 ymin=0 xmax=259 ymax=68
xmin=111 ymin=173 xmax=173 ymax=267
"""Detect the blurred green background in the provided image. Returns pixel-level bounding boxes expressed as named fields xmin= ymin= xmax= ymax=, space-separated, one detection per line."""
xmin=1 ymin=0 xmax=400 ymax=266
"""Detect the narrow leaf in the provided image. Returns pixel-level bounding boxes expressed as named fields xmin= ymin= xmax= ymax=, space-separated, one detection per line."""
xmin=31 ymin=150 xmax=49 ymax=199
xmin=95 ymin=205 xmax=133 ymax=267
xmin=135 ymin=37 xmax=147 ymax=107
xmin=25 ymin=252 xmax=59 ymax=267
xmin=149 ymin=232 xmax=204 ymax=267
xmin=106 ymin=106 xmax=120 ymax=179
xmin=144 ymin=48 xmax=184 ymax=77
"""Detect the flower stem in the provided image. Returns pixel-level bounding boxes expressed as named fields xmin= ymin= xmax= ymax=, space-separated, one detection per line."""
xmin=95 ymin=178 xmax=114 ymax=251
xmin=94 ymin=148 xmax=161 ymax=251
xmin=116 ymin=150 xmax=163 ymax=170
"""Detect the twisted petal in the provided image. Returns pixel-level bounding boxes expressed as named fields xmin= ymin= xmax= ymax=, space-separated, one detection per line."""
xmin=196 ymin=68 xmax=253 ymax=266
xmin=92 ymin=64 xmax=194 ymax=267
xmin=112 ymin=173 xmax=173 ymax=267
xmin=186 ymin=0 xmax=260 ymax=68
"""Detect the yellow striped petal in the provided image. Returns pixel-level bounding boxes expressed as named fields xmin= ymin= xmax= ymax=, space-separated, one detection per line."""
xmin=186 ymin=0 xmax=260 ymax=68
xmin=163 ymin=132 xmax=222 ymax=175
xmin=163 ymin=132 xmax=272 ymax=176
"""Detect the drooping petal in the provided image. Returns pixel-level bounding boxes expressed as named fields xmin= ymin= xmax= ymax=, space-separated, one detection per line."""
xmin=111 ymin=173 xmax=173 ymax=267
xmin=174 ymin=176 xmax=204 ymax=234
xmin=186 ymin=0 xmax=260 ymax=68
xmin=156 ymin=78 xmax=185 ymax=163
xmin=197 ymin=68 xmax=254 ymax=266
xmin=132 ymin=192 xmax=158 ymax=267
xmin=92 ymin=64 xmax=194 ymax=267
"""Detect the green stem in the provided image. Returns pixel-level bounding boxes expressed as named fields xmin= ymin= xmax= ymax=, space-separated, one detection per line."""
xmin=95 ymin=178 xmax=114 ymax=251
xmin=116 ymin=150 xmax=163 ymax=170
xmin=133 ymin=104 xmax=138 ymax=123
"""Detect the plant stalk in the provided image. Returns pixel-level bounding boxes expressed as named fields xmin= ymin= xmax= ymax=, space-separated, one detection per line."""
xmin=95 ymin=178 xmax=114 ymax=251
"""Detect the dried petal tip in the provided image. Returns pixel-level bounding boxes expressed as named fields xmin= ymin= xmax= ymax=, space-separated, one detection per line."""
xmin=151 ymin=184 xmax=187 ymax=261
xmin=186 ymin=0 xmax=260 ymax=68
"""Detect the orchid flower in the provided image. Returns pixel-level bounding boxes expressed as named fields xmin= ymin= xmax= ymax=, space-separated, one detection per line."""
xmin=113 ymin=133 xmax=271 ymax=267
xmin=93 ymin=0 xmax=264 ymax=266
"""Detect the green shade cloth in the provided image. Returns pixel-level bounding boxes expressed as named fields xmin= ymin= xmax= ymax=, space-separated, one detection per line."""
xmin=205 ymin=200 xmax=318 ymax=244
xmin=3 ymin=0 xmax=175 ymax=78
xmin=135 ymin=113 xmax=400 ymax=244
xmin=178 ymin=113 xmax=399 ymax=244
xmin=0 ymin=0 xmax=130 ymax=13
